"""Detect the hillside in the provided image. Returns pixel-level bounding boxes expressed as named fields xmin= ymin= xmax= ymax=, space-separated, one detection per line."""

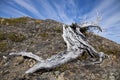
xmin=0 ymin=17 xmax=120 ymax=80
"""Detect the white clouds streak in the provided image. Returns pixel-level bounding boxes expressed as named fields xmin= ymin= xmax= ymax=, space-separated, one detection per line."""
xmin=53 ymin=2 xmax=74 ymax=24
xmin=13 ymin=0 xmax=44 ymax=18
xmin=2 ymin=6 xmax=28 ymax=17
xmin=38 ymin=0 xmax=76 ymax=24
xmin=84 ymin=0 xmax=120 ymax=43
xmin=37 ymin=0 xmax=59 ymax=20
xmin=102 ymin=12 xmax=120 ymax=28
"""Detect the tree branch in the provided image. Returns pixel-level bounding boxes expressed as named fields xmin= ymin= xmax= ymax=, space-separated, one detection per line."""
xmin=9 ymin=52 xmax=44 ymax=62
xmin=9 ymin=23 xmax=108 ymax=74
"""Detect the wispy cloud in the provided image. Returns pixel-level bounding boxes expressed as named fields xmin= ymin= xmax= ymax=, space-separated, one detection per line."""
xmin=0 ymin=0 xmax=28 ymax=17
xmin=53 ymin=1 xmax=74 ymax=24
xmin=1 ymin=6 xmax=28 ymax=17
xmin=102 ymin=12 xmax=120 ymax=28
xmin=36 ymin=0 xmax=59 ymax=20
xmin=83 ymin=0 xmax=120 ymax=43
xmin=13 ymin=0 xmax=44 ymax=18
xmin=37 ymin=0 xmax=77 ymax=24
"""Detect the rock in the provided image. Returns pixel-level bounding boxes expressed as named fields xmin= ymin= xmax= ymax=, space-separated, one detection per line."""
xmin=54 ymin=71 xmax=60 ymax=76
xmin=57 ymin=72 xmax=65 ymax=80
xmin=101 ymin=73 xmax=108 ymax=79
xmin=90 ymin=73 xmax=95 ymax=79
xmin=16 ymin=56 xmax=24 ymax=65
xmin=35 ymin=77 xmax=49 ymax=80
xmin=109 ymin=75 xmax=115 ymax=80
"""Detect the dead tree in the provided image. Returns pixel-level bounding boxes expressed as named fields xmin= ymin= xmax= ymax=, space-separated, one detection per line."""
xmin=9 ymin=23 xmax=108 ymax=74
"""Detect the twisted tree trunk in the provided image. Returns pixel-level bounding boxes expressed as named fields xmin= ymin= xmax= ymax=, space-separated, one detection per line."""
xmin=9 ymin=23 xmax=107 ymax=74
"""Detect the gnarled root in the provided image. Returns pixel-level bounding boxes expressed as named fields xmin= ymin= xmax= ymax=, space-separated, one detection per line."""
xmin=9 ymin=23 xmax=108 ymax=74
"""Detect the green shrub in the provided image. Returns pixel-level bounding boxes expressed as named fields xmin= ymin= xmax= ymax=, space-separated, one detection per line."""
xmin=39 ymin=32 xmax=49 ymax=38
xmin=8 ymin=32 xmax=26 ymax=42
xmin=0 ymin=41 xmax=9 ymax=52
xmin=53 ymin=27 xmax=62 ymax=33
xmin=0 ymin=32 xmax=6 ymax=40
xmin=35 ymin=20 xmax=42 ymax=24
xmin=0 ymin=17 xmax=27 ymax=25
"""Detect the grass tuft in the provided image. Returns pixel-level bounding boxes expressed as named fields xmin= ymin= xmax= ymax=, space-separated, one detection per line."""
xmin=7 ymin=32 xmax=26 ymax=42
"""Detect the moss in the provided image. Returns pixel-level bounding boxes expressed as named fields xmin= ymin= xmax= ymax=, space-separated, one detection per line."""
xmin=96 ymin=45 xmax=120 ymax=55
xmin=30 ymin=41 xmax=36 ymax=44
xmin=35 ymin=20 xmax=42 ymax=24
xmin=0 ymin=41 xmax=9 ymax=52
xmin=53 ymin=27 xmax=62 ymax=33
xmin=0 ymin=32 xmax=6 ymax=40
xmin=105 ymin=49 xmax=119 ymax=55
xmin=0 ymin=17 xmax=27 ymax=25
xmin=8 ymin=32 xmax=26 ymax=42
xmin=39 ymin=32 xmax=49 ymax=38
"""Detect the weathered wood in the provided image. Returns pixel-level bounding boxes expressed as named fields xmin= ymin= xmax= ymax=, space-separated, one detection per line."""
xmin=9 ymin=52 xmax=44 ymax=62
xmin=9 ymin=23 xmax=108 ymax=74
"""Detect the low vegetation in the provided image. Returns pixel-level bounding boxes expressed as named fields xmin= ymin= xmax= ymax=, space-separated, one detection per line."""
xmin=7 ymin=32 xmax=26 ymax=42
xmin=35 ymin=20 xmax=42 ymax=24
xmin=0 ymin=32 xmax=6 ymax=40
xmin=0 ymin=41 xmax=9 ymax=52
xmin=0 ymin=17 xmax=28 ymax=25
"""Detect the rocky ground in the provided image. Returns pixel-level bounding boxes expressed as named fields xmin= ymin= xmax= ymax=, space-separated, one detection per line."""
xmin=0 ymin=17 xmax=120 ymax=80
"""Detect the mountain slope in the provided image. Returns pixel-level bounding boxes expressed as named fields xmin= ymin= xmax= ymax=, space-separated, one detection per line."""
xmin=0 ymin=17 xmax=120 ymax=80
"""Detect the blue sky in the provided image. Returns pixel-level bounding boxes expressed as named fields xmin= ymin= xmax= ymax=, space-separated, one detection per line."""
xmin=0 ymin=0 xmax=120 ymax=44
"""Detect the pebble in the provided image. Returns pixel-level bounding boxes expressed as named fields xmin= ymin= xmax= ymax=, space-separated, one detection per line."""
xmin=54 ymin=71 xmax=60 ymax=76
xmin=109 ymin=75 xmax=115 ymax=80
xmin=109 ymin=73 xmax=115 ymax=80
xmin=57 ymin=72 xmax=65 ymax=80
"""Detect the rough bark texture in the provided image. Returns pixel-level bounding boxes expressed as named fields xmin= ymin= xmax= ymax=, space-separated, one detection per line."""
xmin=9 ymin=23 xmax=107 ymax=74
